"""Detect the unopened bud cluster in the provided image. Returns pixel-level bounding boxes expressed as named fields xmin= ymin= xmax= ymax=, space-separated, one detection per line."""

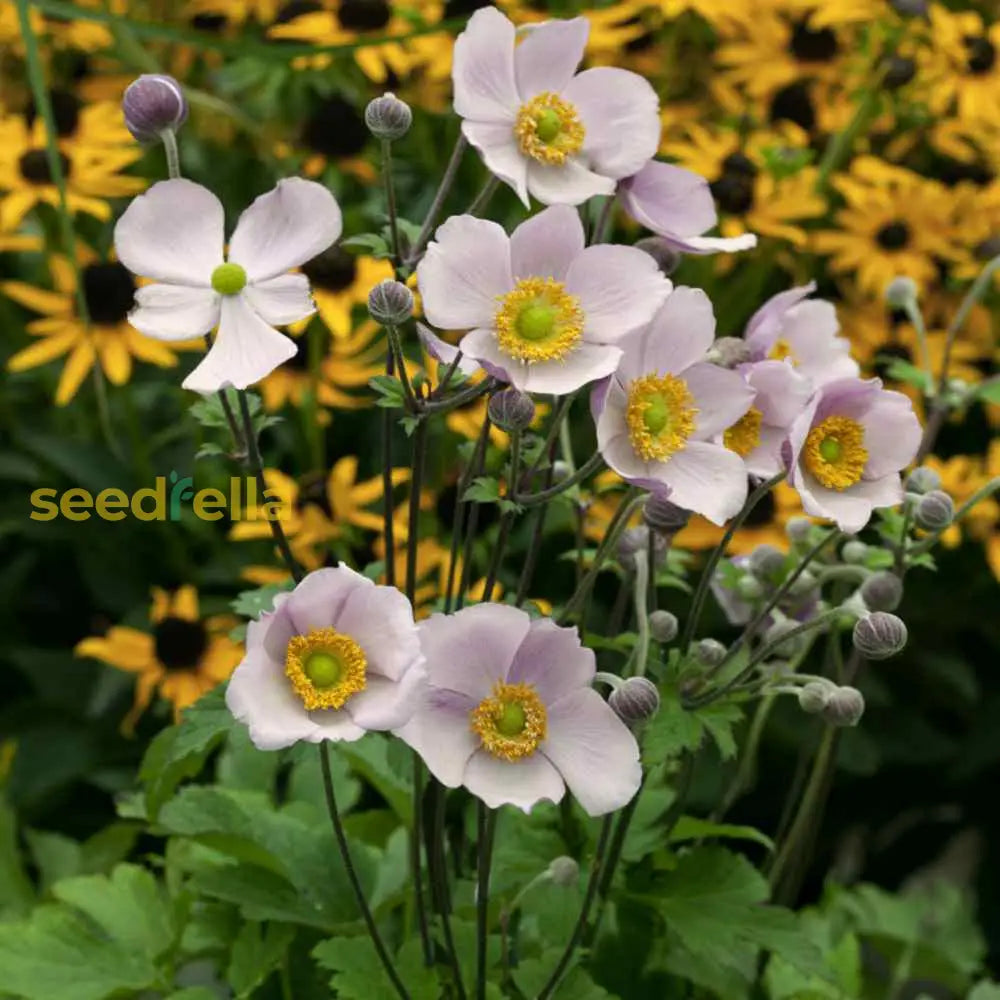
xmin=797 ymin=680 xmax=865 ymax=727
xmin=617 ymin=525 xmax=667 ymax=572
xmin=914 ymin=490 xmax=954 ymax=531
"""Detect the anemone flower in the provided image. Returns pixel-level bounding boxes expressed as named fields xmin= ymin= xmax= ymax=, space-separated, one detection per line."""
xmin=114 ymin=177 xmax=342 ymax=393
xmin=396 ymin=604 xmax=641 ymax=815
xmin=453 ymin=8 xmax=659 ymax=206
xmin=417 ymin=205 xmax=670 ymax=395
xmin=226 ymin=565 xmax=426 ymax=749
xmin=594 ymin=287 xmax=755 ymax=525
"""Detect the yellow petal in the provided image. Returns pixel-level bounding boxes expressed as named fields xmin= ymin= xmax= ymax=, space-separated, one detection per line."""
xmin=98 ymin=332 xmax=132 ymax=385
xmin=171 ymin=585 xmax=200 ymax=623
xmin=0 ymin=281 xmax=72 ymax=316
xmin=7 ymin=332 xmax=77 ymax=372
xmin=55 ymin=340 xmax=97 ymax=405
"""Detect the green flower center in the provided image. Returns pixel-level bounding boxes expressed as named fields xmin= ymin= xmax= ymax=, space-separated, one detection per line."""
xmin=496 ymin=701 xmax=527 ymax=737
xmin=304 ymin=651 xmax=343 ymax=689
xmin=535 ymin=109 xmax=562 ymax=144
xmin=211 ymin=262 xmax=247 ymax=295
xmin=819 ymin=437 xmax=842 ymax=463
xmin=517 ymin=303 xmax=557 ymax=341
xmin=642 ymin=396 xmax=670 ymax=434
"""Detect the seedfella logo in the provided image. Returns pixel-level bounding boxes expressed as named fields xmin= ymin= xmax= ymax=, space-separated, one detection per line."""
xmin=30 ymin=472 xmax=284 ymax=522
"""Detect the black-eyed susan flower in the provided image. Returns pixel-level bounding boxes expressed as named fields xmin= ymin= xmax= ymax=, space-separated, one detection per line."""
xmin=0 ymin=113 xmax=145 ymax=229
xmin=3 ymin=251 xmax=195 ymax=404
xmin=75 ymin=585 xmax=243 ymax=730
xmin=28 ymin=91 xmax=135 ymax=150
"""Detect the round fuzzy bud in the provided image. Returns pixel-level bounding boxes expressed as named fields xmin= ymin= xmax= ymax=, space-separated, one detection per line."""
xmin=787 ymin=569 xmax=817 ymax=598
xmin=736 ymin=575 xmax=765 ymax=601
xmin=798 ymin=680 xmax=831 ymax=714
xmin=884 ymin=276 xmax=919 ymax=308
xmin=905 ymin=466 xmax=941 ymax=495
xmin=823 ymin=686 xmax=865 ymax=727
xmin=841 ymin=539 xmax=869 ymax=564
xmin=609 ymin=676 xmax=660 ymax=724
xmin=860 ymin=572 xmax=903 ymax=612
xmin=914 ymin=490 xmax=954 ymax=531
xmin=643 ymin=494 xmax=690 ymax=535
xmin=649 ymin=609 xmax=678 ymax=643
xmin=748 ymin=544 xmax=787 ymax=581
xmin=122 ymin=74 xmax=188 ymax=143
xmin=488 ymin=388 xmax=535 ymax=432
xmin=709 ymin=336 xmax=752 ymax=369
xmin=765 ymin=618 xmax=806 ymax=658
xmin=882 ymin=55 xmax=916 ymax=90
xmin=616 ymin=526 xmax=666 ymax=571
xmin=547 ymin=856 xmax=580 ymax=887
xmin=368 ymin=279 xmax=414 ymax=326
xmin=890 ymin=0 xmax=927 ymax=15
xmin=786 ymin=516 xmax=813 ymax=546
xmin=853 ymin=612 xmax=907 ymax=660
xmin=364 ymin=92 xmax=412 ymax=141
xmin=694 ymin=638 xmax=726 ymax=668
xmin=633 ymin=237 xmax=681 ymax=276
xmin=551 ymin=460 xmax=572 ymax=483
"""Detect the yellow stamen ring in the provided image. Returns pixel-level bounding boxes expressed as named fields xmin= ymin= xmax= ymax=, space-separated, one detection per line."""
xmin=803 ymin=415 xmax=868 ymax=490
xmin=769 ymin=338 xmax=797 ymax=365
xmin=724 ymin=407 xmax=763 ymax=457
xmin=285 ymin=627 xmax=367 ymax=710
xmin=470 ymin=681 xmax=547 ymax=761
xmin=514 ymin=92 xmax=585 ymax=165
xmin=625 ymin=373 xmax=698 ymax=462
xmin=494 ymin=277 xmax=584 ymax=364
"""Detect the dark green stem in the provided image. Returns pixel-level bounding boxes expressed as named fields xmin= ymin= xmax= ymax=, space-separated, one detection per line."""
xmin=380 ymin=139 xmax=402 ymax=267
xmin=382 ymin=348 xmax=397 ymax=588
xmin=476 ymin=803 xmax=497 ymax=1000
xmin=512 ymin=451 xmax=604 ymax=507
xmin=405 ymin=132 xmax=468 ymax=269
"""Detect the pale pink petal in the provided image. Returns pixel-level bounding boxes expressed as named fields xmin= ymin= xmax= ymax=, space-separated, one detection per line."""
xmin=509 ymin=205 xmax=584 ymax=282
xmin=418 ymin=604 xmax=532 ymax=700
xmin=345 ymin=664 xmax=426 ymax=731
xmin=526 ymin=159 xmax=615 ymax=206
xmin=860 ymin=393 xmax=921 ymax=479
xmin=565 ymin=244 xmax=670 ymax=343
xmin=656 ymin=441 xmax=748 ymax=524
xmin=518 ymin=343 xmax=623 ymax=395
xmin=743 ymin=424 xmax=787 ymax=479
xmin=417 ymin=323 xmax=481 ymax=376
xmin=337 ymin=582 xmax=422 ymax=682
xmin=114 ymin=178 xmax=223 ymax=286
xmin=452 ymin=7 xmax=519 ymax=124
xmin=506 ymin=618 xmax=595 ymax=705
xmin=620 ymin=287 xmax=714 ymax=381
xmin=563 ymin=67 xmax=660 ymax=179
xmin=463 ymin=749 xmax=565 ymax=812
xmin=417 ymin=215 xmax=513 ymax=330
xmin=514 ymin=17 xmax=588 ymax=99
xmin=619 ymin=161 xmax=717 ymax=239
xmin=302 ymin=710 xmax=366 ymax=744
xmin=129 ymin=283 xmax=220 ymax=341
xmin=542 ymin=688 xmax=641 ymax=816
xmin=244 ymin=273 xmax=315 ymax=326
xmin=745 ymin=282 xmax=816 ymax=351
xmin=671 ymin=233 xmax=758 ymax=254
xmin=228 ymin=178 xmax=342 ymax=282
xmin=458 ymin=327 xmax=514 ymax=383
xmin=683 ymin=362 xmax=755 ymax=438
xmin=181 ymin=293 xmax=295 ymax=393
xmin=796 ymin=475 xmax=901 ymax=534
xmin=745 ymin=359 xmax=812 ymax=428
xmin=283 ymin=565 xmax=364 ymax=637
xmin=462 ymin=120 xmax=530 ymax=207
xmin=395 ymin=688 xmax=479 ymax=787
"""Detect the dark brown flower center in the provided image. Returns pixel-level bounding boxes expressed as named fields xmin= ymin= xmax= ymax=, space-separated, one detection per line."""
xmin=272 ymin=0 xmax=322 ymax=23
xmin=742 ymin=488 xmax=775 ymax=528
xmin=27 ymin=90 xmax=81 ymax=137
xmin=875 ymin=221 xmax=910 ymax=250
xmin=302 ymin=245 xmax=358 ymax=291
xmin=875 ymin=342 xmax=912 ymax=379
xmin=789 ymin=20 xmax=838 ymax=63
xmin=191 ymin=12 xmax=228 ymax=31
xmin=444 ymin=0 xmax=494 ymax=13
xmin=710 ymin=152 xmax=758 ymax=215
xmin=883 ymin=55 xmax=916 ymax=89
xmin=18 ymin=148 xmax=70 ymax=184
xmin=964 ymin=35 xmax=996 ymax=75
xmin=337 ymin=0 xmax=392 ymax=31
xmin=82 ymin=262 xmax=136 ymax=326
xmin=302 ymin=95 xmax=368 ymax=158
xmin=154 ymin=616 xmax=208 ymax=670
xmin=768 ymin=81 xmax=815 ymax=131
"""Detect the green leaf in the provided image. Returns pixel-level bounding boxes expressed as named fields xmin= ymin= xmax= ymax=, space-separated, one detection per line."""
xmin=970 ymin=983 xmax=1000 ymax=1000
xmin=369 ymin=375 xmax=406 ymax=409
xmin=227 ymin=921 xmax=294 ymax=998
xmin=342 ymin=233 xmax=391 ymax=258
xmin=195 ymin=442 xmax=228 ymax=461
xmin=339 ymin=736 xmax=413 ymax=822
xmin=231 ymin=580 xmax=294 ymax=618
xmin=139 ymin=686 xmax=234 ymax=819
xmin=881 ymin=357 xmax=933 ymax=391
xmin=313 ymin=936 xmax=441 ymax=1000
xmin=975 ymin=379 xmax=1000 ymax=404
xmin=165 ymin=990 xmax=220 ymax=1000
xmin=0 ymin=800 xmax=34 ymax=918
xmin=512 ymin=949 xmax=617 ymax=998
xmin=642 ymin=691 xmax=743 ymax=764
xmin=190 ymin=390 xmax=240 ymax=429
xmin=464 ymin=476 xmax=501 ymax=503
xmin=765 ymin=911 xmax=861 ymax=1000
xmin=668 ymin=816 xmax=774 ymax=851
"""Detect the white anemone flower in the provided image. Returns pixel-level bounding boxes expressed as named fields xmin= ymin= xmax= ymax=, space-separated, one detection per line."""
xmin=114 ymin=177 xmax=342 ymax=393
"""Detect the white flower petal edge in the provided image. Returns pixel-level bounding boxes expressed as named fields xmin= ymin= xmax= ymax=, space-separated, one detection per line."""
xmin=129 ymin=284 xmax=220 ymax=341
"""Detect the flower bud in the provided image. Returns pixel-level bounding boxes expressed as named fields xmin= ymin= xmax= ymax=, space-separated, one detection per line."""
xmin=765 ymin=618 xmax=805 ymax=658
xmin=882 ymin=55 xmax=916 ymax=89
xmin=122 ymin=74 xmax=188 ymax=143
xmin=975 ymin=235 xmax=1000 ymax=261
xmin=853 ymin=612 xmax=907 ymax=660
xmin=736 ymin=574 xmax=765 ymax=601
xmin=633 ymin=237 xmax=681 ymax=276
xmin=748 ymin=544 xmax=786 ymax=581
xmin=616 ymin=526 xmax=666 ymax=572
xmin=841 ymin=540 xmax=869 ymax=564
xmin=787 ymin=569 xmax=817 ymax=598
xmin=708 ymin=336 xmax=752 ymax=369
xmin=551 ymin=460 xmax=572 ymax=482
xmin=889 ymin=0 xmax=927 ymax=15
xmin=823 ymin=686 xmax=865 ymax=727
xmin=609 ymin=676 xmax=660 ymax=724
xmin=905 ymin=466 xmax=941 ymax=495
xmin=798 ymin=680 xmax=831 ymax=714
xmin=884 ymin=276 xmax=918 ymax=308
xmin=914 ymin=490 xmax=954 ymax=531
xmin=649 ymin=609 xmax=678 ymax=643
xmin=368 ymin=278 xmax=414 ymax=326
xmin=786 ymin=516 xmax=813 ymax=546
xmin=860 ymin=572 xmax=903 ymax=612
xmin=547 ymin=856 xmax=580 ymax=887
xmin=364 ymin=92 xmax=412 ymax=141
xmin=488 ymin=388 xmax=535 ymax=432
xmin=642 ymin=494 xmax=690 ymax=535
xmin=694 ymin=638 xmax=726 ymax=668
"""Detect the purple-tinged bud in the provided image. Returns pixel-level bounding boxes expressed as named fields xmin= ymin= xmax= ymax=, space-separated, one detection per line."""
xmin=786 ymin=516 xmax=813 ymax=546
xmin=882 ymin=55 xmax=916 ymax=90
xmin=616 ymin=526 xmax=666 ymax=571
xmin=748 ymin=544 xmax=786 ymax=581
xmin=633 ymin=237 xmax=681 ymax=276
xmin=547 ymin=856 xmax=580 ymax=887
xmin=860 ymin=572 xmax=903 ymax=612
xmin=488 ymin=388 xmax=535 ymax=432
xmin=649 ymin=610 xmax=678 ymax=643
xmin=798 ymin=681 xmax=831 ymax=714
xmin=889 ymin=0 xmax=927 ymax=16
xmin=736 ymin=574 xmax=765 ymax=601
xmin=905 ymin=466 xmax=941 ymax=495
xmin=609 ymin=676 xmax=660 ymax=724
xmin=368 ymin=279 xmax=414 ymax=326
xmin=364 ymin=92 xmax=412 ymax=142
xmin=709 ymin=336 xmax=752 ymax=369
xmin=914 ymin=490 xmax=954 ymax=531
xmin=823 ymin=686 xmax=865 ymax=727
xmin=853 ymin=612 xmax=907 ymax=660
xmin=122 ymin=74 xmax=187 ymax=144
xmin=642 ymin=494 xmax=690 ymax=535
xmin=694 ymin=638 xmax=726 ymax=668
xmin=787 ymin=569 xmax=817 ymax=598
